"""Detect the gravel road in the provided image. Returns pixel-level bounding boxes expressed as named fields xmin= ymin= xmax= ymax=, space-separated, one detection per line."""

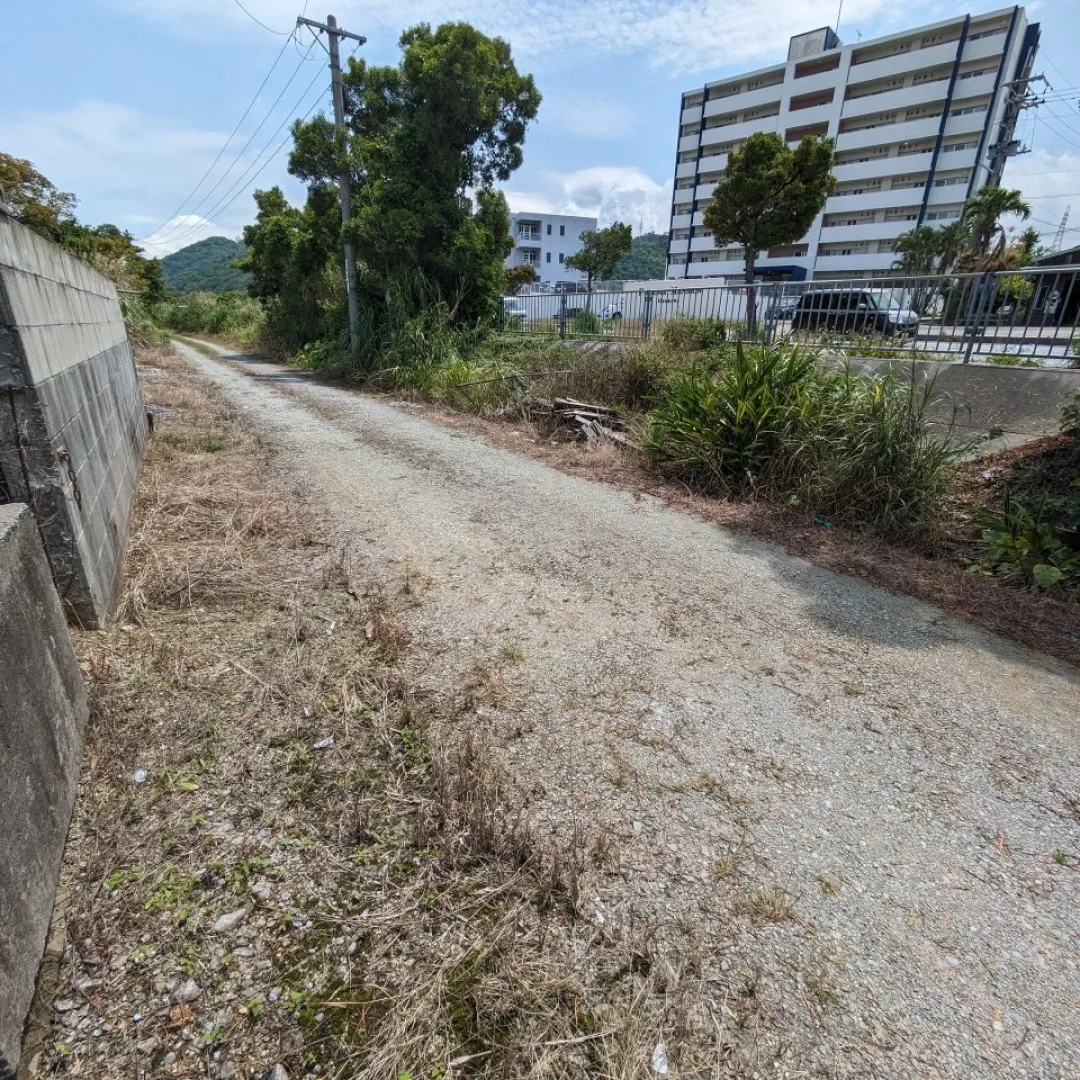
xmin=177 ymin=339 xmax=1080 ymax=1079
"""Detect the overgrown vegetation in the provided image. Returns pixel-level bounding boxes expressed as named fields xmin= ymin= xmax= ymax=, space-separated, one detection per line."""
xmin=0 ymin=152 xmax=166 ymax=298
xmin=644 ymin=344 xmax=962 ymax=539
xmin=971 ymin=399 xmax=1080 ymax=593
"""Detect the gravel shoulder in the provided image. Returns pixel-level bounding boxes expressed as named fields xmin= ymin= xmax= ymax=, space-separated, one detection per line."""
xmin=177 ymin=339 xmax=1080 ymax=1080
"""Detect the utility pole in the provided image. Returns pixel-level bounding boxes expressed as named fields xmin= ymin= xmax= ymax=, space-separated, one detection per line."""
xmin=297 ymin=13 xmax=365 ymax=353
xmin=986 ymin=73 xmax=1045 ymax=184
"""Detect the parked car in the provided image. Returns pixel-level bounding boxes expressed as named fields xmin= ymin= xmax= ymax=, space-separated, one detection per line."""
xmin=790 ymin=288 xmax=919 ymax=334
xmin=564 ymin=302 xmax=623 ymax=320
xmin=500 ymin=298 xmax=530 ymax=325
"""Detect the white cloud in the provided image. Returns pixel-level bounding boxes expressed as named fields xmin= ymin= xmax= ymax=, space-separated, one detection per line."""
xmin=507 ymin=165 xmax=672 ymax=233
xmin=0 ymin=98 xmax=307 ymax=252
xmin=105 ymin=0 xmax=935 ymax=76
xmin=540 ymin=92 xmax=636 ymax=140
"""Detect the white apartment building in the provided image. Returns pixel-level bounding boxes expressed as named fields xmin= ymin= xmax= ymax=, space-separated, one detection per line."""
xmin=668 ymin=6 xmax=1040 ymax=282
xmin=505 ymin=212 xmax=597 ymax=285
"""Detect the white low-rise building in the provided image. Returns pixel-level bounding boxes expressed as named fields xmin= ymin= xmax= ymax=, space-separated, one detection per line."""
xmin=667 ymin=6 xmax=1040 ymax=282
xmin=505 ymin=212 xmax=597 ymax=285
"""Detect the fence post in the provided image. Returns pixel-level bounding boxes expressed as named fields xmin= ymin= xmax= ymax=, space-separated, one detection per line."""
xmin=962 ymin=271 xmax=993 ymax=364
xmin=558 ymin=296 xmax=568 ymax=340
xmin=642 ymin=291 xmax=654 ymax=342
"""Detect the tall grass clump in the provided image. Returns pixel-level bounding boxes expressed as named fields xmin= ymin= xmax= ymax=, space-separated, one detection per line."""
xmin=645 ymin=344 xmax=962 ymax=539
xmin=660 ymin=317 xmax=728 ymax=352
xmin=155 ymin=290 xmax=268 ymax=348
xmin=120 ymin=296 xmax=170 ymax=347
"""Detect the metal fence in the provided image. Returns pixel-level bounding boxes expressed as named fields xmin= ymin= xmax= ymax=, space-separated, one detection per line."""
xmin=498 ymin=266 xmax=1080 ymax=367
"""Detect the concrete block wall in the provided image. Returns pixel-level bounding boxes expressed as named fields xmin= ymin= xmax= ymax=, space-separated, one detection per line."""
xmin=0 ymin=504 xmax=89 ymax=1077
xmin=0 ymin=210 xmax=146 ymax=626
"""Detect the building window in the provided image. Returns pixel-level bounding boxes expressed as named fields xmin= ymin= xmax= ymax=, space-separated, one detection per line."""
xmin=560 ymin=225 xmax=565 ymax=236
xmin=546 ymin=252 xmax=551 ymax=263
xmin=546 ymin=223 xmax=552 ymax=235
xmin=558 ymin=253 xmax=564 ymax=263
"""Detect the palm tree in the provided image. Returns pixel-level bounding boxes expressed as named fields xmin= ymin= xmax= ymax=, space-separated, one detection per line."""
xmin=962 ymin=186 xmax=1032 ymax=256
xmin=892 ymin=225 xmax=940 ymax=276
xmin=936 ymin=220 xmax=970 ymax=274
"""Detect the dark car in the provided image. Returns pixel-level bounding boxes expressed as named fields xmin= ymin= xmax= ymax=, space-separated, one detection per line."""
xmin=790 ymin=288 xmax=919 ymax=335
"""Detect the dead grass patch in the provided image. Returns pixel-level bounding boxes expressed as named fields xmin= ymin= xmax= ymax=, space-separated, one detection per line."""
xmin=39 ymin=343 xmax=759 ymax=1080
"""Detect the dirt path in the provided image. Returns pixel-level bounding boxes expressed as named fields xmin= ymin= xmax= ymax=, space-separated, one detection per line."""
xmin=177 ymin=339 xmax=1080 ymax=1080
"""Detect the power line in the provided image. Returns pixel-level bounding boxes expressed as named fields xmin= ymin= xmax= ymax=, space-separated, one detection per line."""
xmin=230 ymin=0 xmax=291 ymax=36
xmin=146 ymin=39 xmax=317 ymax=245
xmin=155 ymin=74 xmax=329 ymax=249
xmin=136 ymin=34 xmax=294 ymax=242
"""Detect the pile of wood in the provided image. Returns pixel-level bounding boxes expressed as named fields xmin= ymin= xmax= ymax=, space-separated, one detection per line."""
xmin=534 ymin=397 xmax=632 ymax=445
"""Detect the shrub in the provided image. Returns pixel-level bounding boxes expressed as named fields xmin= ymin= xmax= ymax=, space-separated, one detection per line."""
xmin=976 ymin=491 xmax=1080 ymax=591
xmin=805 ymin=371 xmax=962 ymax=539
xmin=1063 ymin=392 xmax=1080 ymax=439
xmin=660 ymin=317 xmax=727 ymax=352
xmin=570 ymin=309 xmax=603 ymax=335
xmin=987 ymin=353 xmax=1038 ymax=368
xmin=644 ymin=344 xmax=818 ymax=492
xmin=645 ymin=344 xmax=962 ymax=538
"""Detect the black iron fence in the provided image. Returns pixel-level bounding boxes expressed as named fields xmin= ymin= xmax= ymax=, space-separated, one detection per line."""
xmin=498 ymin=267 xmax=1080 ymax=367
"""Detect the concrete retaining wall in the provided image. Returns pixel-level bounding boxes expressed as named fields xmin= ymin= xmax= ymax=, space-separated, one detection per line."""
xmin=0 ymin=211 xmax=146 ymax=627
xmin=0 ymin=504 xmax=89 ymax=1076
xmin=849 ymin=357 xmax=1080 ymax=438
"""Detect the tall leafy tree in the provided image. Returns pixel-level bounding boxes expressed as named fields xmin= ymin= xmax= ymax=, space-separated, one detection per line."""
xmin=287 ymin=21 xmax=540 ymax=349
xmin=0 ymin=153 xmax=77 ymax=240
xmin=565 ymin=222 xmax=632 ymax=298
xmin=614 ymin=232 xmax=669 ymax=281
xmin=504 ymin=263 xmax=538 ymax=295
xmin=703 ymin=132 xmax=835 ymax=333
xmin=962 ymin=186 xmax=1031 ymax=256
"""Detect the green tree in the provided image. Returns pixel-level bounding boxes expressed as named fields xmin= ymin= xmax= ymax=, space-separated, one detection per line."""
xmin=614 ymin=232 xmax=669 ymax=280
xmin=287 ymin=20 xmax=540 ymax=356
xmin=565 ymin=222 xmax=632 ymax=299
xmin=504 ymin=263 xmax=538 ymax=295
xmin=962 ymin=186 xmax=1031 ymax=257
xmin=703 ymin=132 xmax=835 ymax=334
xmin=892 ymin=226 xmax=941 ymax=276
xmin=0 ymin=153 xmax=77 ymax=240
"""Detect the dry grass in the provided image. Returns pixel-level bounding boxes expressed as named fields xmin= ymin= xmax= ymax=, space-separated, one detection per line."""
xmin=40 ymin=344 xmax=755 ymax=1080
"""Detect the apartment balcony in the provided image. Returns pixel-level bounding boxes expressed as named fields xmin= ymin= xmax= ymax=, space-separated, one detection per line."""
xmin=933 ymin=145 xmax=978 ymax=172
xmin=791 ymin=66 xmax=847 ymax=96
xmin=702 ymin=82 xmax=785 ymax=117
xmin=949 ymin=72 xmax=997 ymax=102
xmin=700 ymin=114 xmax=782 ymax=150
xmin=697 ymin=152 xmax=730 ymax=175
xmin=670 ymin=214 xmax=693 ymax=229
xmin=675 ymin=160 xmax=698 ymax=180
xmin=826 ymin=187 xmax=931 ymax=213
xmin=782 ymin=102 xmax=836 ymax=131
xmin=813 ymin=251 xmax=899 ymax=272
xmin=678 ymin=133 xmax=700 ymax=153
xmin=943 ymin=108 xmax=989 ymax=137
xmin=848 ymin=39 xmax=963 ymax=83
xmin=926 ymin=183 xmax=968 ymax=206
xmin=818 ymin=219 xmax=918 ymax=243
xmin=695 ymin=182 xmax=718 ymax=201
xmin=962 ymin=32 xmax=1008 ymax=64
xmin=836 ymin=115 xmax=941 ymax=152
xmin=681 ymin=105 xmax=703 ymax=125
xmin=833 ymin=151 xmax=934 ymax=181
xmin=841 ymin=79 xmax=948 ymax=120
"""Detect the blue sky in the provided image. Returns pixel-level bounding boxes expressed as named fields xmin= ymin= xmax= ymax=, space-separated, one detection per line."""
xmin=2 ymin=0 xmax=1078 ymax=256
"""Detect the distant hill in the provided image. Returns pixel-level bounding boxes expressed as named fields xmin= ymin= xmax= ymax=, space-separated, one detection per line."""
xmin=161 ymin=236 xmax=250 ymax=294
xmin=614 ymin=232 xmax=668 ymax=281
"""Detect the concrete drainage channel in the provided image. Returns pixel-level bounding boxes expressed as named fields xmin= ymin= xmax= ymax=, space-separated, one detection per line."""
xmin=0 ymin=208 xmax=146 ymax=1074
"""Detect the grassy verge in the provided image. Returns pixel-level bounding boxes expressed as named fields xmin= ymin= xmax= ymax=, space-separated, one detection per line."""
xmin=39 ymin=344 xmax=739 ymax=1080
